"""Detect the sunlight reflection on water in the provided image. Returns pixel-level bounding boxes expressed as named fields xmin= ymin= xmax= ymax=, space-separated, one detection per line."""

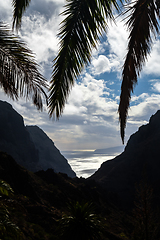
xmin=63 ymin=152 xmax=116 ymax=178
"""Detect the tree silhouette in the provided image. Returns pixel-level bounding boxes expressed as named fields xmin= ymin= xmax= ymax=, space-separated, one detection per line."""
xmin=131 ymin=180 xmax=158 ymax=240
xmin=0 ymin=22 xmax=48 ymax=110
xmin=12 ymin=0 xmax=160 ymax=142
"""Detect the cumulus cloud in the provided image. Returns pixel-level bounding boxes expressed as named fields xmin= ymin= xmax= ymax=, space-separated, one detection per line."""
xmin=129 ymin=99 xmax=158 ymax=120
xmin=1 ymin=0 xmax=160 ymax=153
xmin=91 ymin=55 xmax=111 ymax=75
xmin=106 ymin=19 xmax=128 ymax=65
xmin=150 ymin=80 xmax=160 ymax=92
xmin=88 ymin=18 xmax=128 ymax=76
xmin=0 ymin=0 xmax=12 ymax=24
xmin=20 ymin=13 xmax=60 ymax=63
xmin=18 ymin=0 xmax=66 ymax=70
xmin=131 ymin=93 xmax=149 ymax=102
xmin=143 ymin=39 xmax=160 ymax=76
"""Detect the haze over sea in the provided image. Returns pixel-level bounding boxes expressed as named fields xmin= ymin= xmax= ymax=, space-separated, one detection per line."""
xmin=62 ymin=146 xmax=124 ymax=178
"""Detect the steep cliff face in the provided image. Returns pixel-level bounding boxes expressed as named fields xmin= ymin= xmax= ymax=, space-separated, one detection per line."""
xmin=90 ymin=110 xmax=160 ymax=209
xmin=26 ymin=126 xmax=76 ymax=178
xmin=0 ymin=101 xmax=39 ymax=172
xmin=0 ymin=100 xmax=76 ymax=177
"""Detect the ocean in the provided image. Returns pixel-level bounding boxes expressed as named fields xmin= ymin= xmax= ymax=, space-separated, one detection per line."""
xmin=62 ymin=150 xmax=117 ymax=178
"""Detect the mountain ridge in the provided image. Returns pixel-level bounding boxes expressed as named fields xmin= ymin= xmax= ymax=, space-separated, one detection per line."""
xmin=0 ymin=100 xmax=76 ymax=177
xmin=90 ymin=110 xmax=160 ymax=209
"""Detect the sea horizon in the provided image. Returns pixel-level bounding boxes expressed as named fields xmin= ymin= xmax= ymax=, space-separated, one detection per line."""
xmin=62 ymin=149 xmax=123 ymax=178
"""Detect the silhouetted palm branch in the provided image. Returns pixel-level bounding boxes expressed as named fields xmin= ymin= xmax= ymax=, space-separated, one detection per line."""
xmin=119 ymin=0 xmax=160 ymax=143
xmin=48 ymin=0 xmax=120 ymax=118
xmin=11 ymin=0 xmax=160 ymax=143
xmin=12 ymin=0 xmax=31 ymax=30
xmin=0 ymin=23 xmax=48 ymax=110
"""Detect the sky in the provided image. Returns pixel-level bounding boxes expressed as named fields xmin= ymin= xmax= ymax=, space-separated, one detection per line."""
xmin=1 ymin=0 xmax=160 ymax=152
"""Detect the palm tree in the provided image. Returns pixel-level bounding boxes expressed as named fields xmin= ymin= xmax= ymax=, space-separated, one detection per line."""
xmin=0 ymin=22 xmax=48 ymax=110
xmin=58 ymin=201 xmax=102 ymax=240
xmin=12 ymin=0 xmax=160 ymax=142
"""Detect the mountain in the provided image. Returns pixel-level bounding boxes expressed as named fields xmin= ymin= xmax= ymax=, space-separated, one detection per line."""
xmin=90 ymin=110 xmax=160 ymax=210
xmin=26 ymin=125 xmax=76 ymax=178
xmin=0 ymin=100 xmax=76 ymax=177
xmin=0 ymin=152 xmax=128 ymax=240
xmin=94 ymin=146 xmax=124 ymax=155
xmin=0 ymin=101 xmax=39 ymax=172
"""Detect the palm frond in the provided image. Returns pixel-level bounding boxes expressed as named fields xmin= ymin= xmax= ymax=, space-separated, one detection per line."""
xmin=48 ymin=0 xmax=119 ymax=119
xmin=12 ymin=0 xmax=31 ymax=30
xmin=118 ymin=0 xmax=160 ymax=143
xmin=0 ymin=23 xmax=48 ymax=110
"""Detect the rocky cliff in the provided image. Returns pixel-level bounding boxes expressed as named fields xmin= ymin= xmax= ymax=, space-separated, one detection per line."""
xmin=0 ymin=100 xmax=76 ymax=177
xmin=90 ymin=110 xmax=160 ymax=209
xmin=26 ymin=125 xmax=76 ymax=178
xmin=0 ymin=101 xmax=39 ymax=172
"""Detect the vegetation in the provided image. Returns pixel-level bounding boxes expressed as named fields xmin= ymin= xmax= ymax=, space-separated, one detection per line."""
xmin=0 ymin=152 xmax=160 ymax=239
xmin=11 ymin=0 xmax=160 ymax=142
xmin=58 ymin=201 xmax=102 ymax=239
xmin=131 ymin=180 xmax=159 ymax=240
xmin=0 ymin=0 xmax=160 ymax=238
xmin=0 ymin=179 xmax=14 ymax=197
xmin=0 ymin=22 xmax=48 ymax=110
xmin=0 ymin=180 xmax=24 ymax=240
xmin=0 ymin=152 xmax=131 ymax=240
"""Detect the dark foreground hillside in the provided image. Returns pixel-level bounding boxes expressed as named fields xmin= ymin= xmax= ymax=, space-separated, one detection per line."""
xmin=90 ymin=110 xmax=160 ymax=212
xmin=2 ymin=114 xmax=160 ymax=239
xmin=0 ymin=151 xmax=132 ymax=240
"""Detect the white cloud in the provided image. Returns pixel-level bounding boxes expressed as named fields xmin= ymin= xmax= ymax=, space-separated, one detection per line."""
xmin=150 ymin=80 xmax=160 ymax=92
xmin=143 ymin=39 xmax=160 ymax=76
xmin=128 ymin=94 xmax=160 ymax=124
xmin=20 ymin=13 xmax=61 ymax=64
xmin=107 ymin=19 xmax=128 ymax=63
xmin=89 ymin=18 xmax=128 ymax=76
xmin=131 ymin=93 xmax=149 ymax=102
xmin=1 ymin=0 xmax=160 ymax=153
xmin=0 ymin=0 xmax=12 ymax=24
xmin=91 ymin=55 xmax=111 ymax=75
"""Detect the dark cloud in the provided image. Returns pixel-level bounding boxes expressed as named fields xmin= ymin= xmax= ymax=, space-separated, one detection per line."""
xmin=80 ymin=169 xmax=97 ymax=174
xmin=25 ymin=0 xmax=63 ymax=20
xmin=56 ymin=115 xmax=86 ymax=126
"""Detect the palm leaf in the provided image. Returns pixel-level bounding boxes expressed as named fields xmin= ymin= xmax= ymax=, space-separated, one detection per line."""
xmin=118 ymin=0 xmax=160 ymax=143
xmin=12 ymin=0 xmax=31 ymax=30
xmin=0 ymin=23 xmax=48 ymax=110
xmin=48 ymin=0 xmax=120 ymax=119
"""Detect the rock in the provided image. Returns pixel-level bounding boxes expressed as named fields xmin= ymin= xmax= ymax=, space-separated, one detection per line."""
xmin=90 ymin=110 xmax=160 ymax=210
xmin=0 ymin=100 xmax=76 ymax=177
xmin=26 ymin=126 xmax=76 ymax=178
xmin=0 ymin=101 xmax=39 ymax=172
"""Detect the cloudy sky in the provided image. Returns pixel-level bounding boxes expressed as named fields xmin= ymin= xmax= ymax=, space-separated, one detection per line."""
xmin=1 ymin=0 xmax=160 ymax=152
